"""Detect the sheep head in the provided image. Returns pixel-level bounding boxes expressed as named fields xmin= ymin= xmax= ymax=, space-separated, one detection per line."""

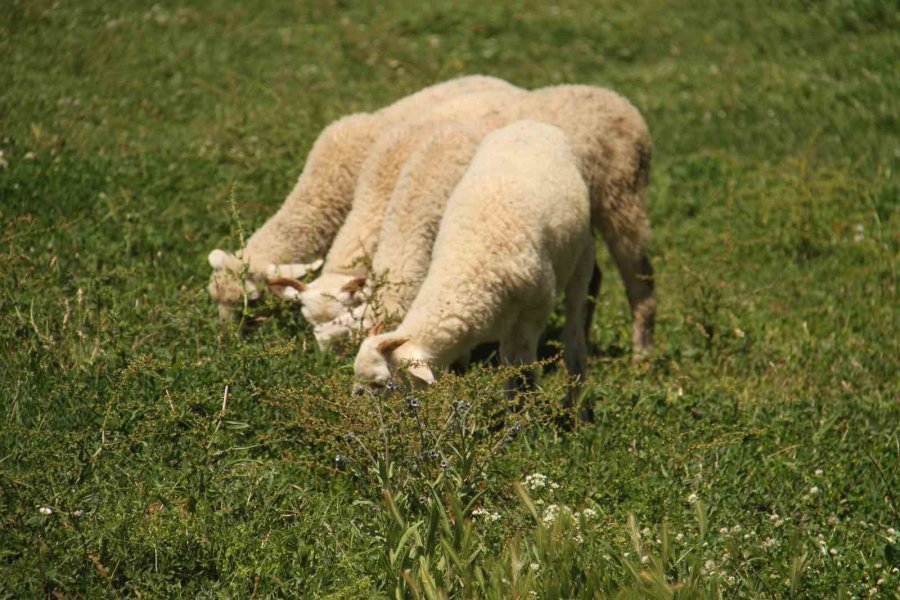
xmin=354 ymin=333 xmax=435 ymax=388
xmin=292 ymin=273 xmax=369 ymax=326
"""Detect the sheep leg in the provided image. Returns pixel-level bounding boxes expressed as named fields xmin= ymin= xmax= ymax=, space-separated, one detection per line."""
xmin=562 ymin=238 xmax=596 ymax=422
xmin=598 ymin=209 xmax=655 ymax=361
xmin=499 ymin=325 xmax=541 ymax=401
xmin=584 ymin=260 xmax=602 ymax=341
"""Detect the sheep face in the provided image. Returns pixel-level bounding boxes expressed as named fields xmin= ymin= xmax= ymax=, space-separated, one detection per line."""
xmin=207 ymin=249 xmax=263 ymax=320
xmin=354 ymin=333 xmax=435 ymax=388
xmin=294 ymin=273 xmax=368 ymax=326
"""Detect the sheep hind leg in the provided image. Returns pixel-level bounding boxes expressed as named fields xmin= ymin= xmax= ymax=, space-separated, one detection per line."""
xmin=562 ymin=237 xmax=596 ymax=422
xmin=598 ymin=210 xmax=655 ymax=361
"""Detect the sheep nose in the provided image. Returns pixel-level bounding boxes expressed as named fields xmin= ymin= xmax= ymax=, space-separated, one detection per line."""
xmin=352 ymin=384 xmax=366 ymax=396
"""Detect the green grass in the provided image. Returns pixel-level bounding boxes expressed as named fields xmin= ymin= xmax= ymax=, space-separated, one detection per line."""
xmin=1 ymin=0 xmax=898 ymax=597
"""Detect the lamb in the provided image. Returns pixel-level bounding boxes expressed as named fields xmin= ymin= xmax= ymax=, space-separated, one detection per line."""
xmin=310 ymin=114 xmax=509 ymax=350
xmin=353 ymin=120 xmax=596 ymax=415
xmin=206 ymin=75 xmax=518 ymax=320
xmin=515 ymin=85 xmax=656 ymax=359
xmin=316 ymin=85 xmax=655 ymax=360
xmin=286 ymin=88 xmax=525 ymax=329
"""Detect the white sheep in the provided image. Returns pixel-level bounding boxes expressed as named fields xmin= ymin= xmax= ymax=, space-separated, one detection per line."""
xmin=353 ymin=120 xmax=595 ymax=412
xmin=287 ymin=88 xmax=525 ymax=328
xmin=318 ymin=84 xmax=656 ymax=360
xmin=311 ymin=115 xmax=508 ymax=350
xmin=206 ymin=75 xmax=517 ymax=319
xmin=516 ymin=85 xmax=655 ymax=359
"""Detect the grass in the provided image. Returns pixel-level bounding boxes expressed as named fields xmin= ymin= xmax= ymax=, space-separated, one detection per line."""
xmin=1 ymin=0 xmax=898 ymax=597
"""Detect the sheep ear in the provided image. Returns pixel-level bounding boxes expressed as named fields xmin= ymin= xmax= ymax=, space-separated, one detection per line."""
xmin=376 ymin=336 xmax=408 ymax=357
xmin=267 ymin=277 xmax=307 ymax=298
xmin=407 ymin=362 xmax=436 ymax=385
xmin=208 ymin=249 xmax=230 ymax=270
xmin=341 ymin=276 xmax=368 ymax=294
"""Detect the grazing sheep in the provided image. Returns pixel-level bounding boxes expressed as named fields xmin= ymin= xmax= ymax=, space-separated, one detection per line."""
xmin=207 ymin=75 xmax=517 ymax=319
xmin=287 ymin=88 xmax=525 ymax=328
xmin=353 ymin=120 xmax=595 ymax=414
xmin=311 ymin=115 xmax=508 ymax=350
xmin=517 ymin=85 xmax=655 ymax=359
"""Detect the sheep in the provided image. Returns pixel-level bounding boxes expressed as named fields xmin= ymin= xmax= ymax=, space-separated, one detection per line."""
xmin=317 ymin=84 xmax=656 ymax=360
xmin=353 ymin=120 xmax=596 ymax=415
xmin=311 ymin=114 xmax=509 ymax=350
xmin=286 ymin=88 xmax=526 ymax=329
xmin=206 ymin=75 xmax=518 ymax=320
xmin=516 ymin=85 xmax=656 ymax=360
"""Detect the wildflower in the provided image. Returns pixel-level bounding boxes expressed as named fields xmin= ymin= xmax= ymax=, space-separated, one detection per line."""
xmin=676 ymin=533 xmax=685 ymax=542
xmin=530 ymin=562 xmax=539 ymax=571
xmin=334 ymin=454 xmax=345 ymax=465
xmin=809 ymin=486 xmax=820 ymax=495
xmin=704 ymin=559 xmax=716 ymax=574
xmin=581 ymin=508 xmax=598 ymax=520
xmin=887 ymin=527 xmax=897 ymax=538
xmin=731 ymin=525 xmax=742 ymax=534
xmin=762 ymin=537 xmax=778 ymax=549
xmin=440 ymin=460 xmax=449 ymax=469
xmin=38 ymin=506 xmax=52 ymax=515
xmin=574 ymin=533 xmax=584 ymax=544
xmin=405 ymin=396 xmax=420 ymax=410
xmin=641 ymin=555 xmax=650 ymax=564
xmin=867 ymin=588 xmax=877 ymax=596
xmin=814 ymin=468 xmax=824 ymax=476
xmin=641 ymin=527 xmax=651 ymax=537
xmin=73 ymin=510 xmax=83 ymax=517
xmin=24 ymin=151 xmax=36 ymax=160
xmin=489 ymin=512 xmax=501 ymax=522
xmin=829 ymin=548 xmax=837 ymax=556
xmin=471 ymin=507 xmax=489 ymax=518
xmin=734 ymin=328 xmax=745 ymax=338
xmin=687 ymin=492 xmax=699 ymax=503
xmin=525 ymin=473 xmax=549 ymax=491
xmin=550 ymin=482 xmax=560 ymax=490
xmin=386 ymin=380 xmax=397 ymax=391
xmin=719 ymin=527 xmax=729 ymax=535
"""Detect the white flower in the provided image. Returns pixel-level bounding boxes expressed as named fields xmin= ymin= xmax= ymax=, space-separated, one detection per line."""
xmin=829 ymin=548 xmax=837 ymax=556
xmin=641 ymin=555 xmax=650 ymax=564
xmin=471 ymin=507 xmax=489 ymax=517
xmin=731 ymin=525 xmax=742 ymax=534
xmin=719 ymin=527 xmax=729 ymax=535
xmin=687 ymin=492 xmax=699 ymax=504
xmin=676 ymin=533 xmax=684 ymax=542
xmin=581 ymin=508 xmax=598 ymax=520
xmin=24 ymin=151 xmax=36 ymax=160
xmin=38 ymin=506 xmax=52 ymax=515
xmin=762 ymin=537 xmax=778 ymax=548
xmin=489 ymin=512 xmax=502 ymax=522
xmin=530 ymin=562 xmax=539 ymax=571
xmin=0 ymin=150 xmax=8 ymax=170
xmin=887 ymin=527 xmax=897 ymax=538
xmin=574 ymin=533 xmax=584 ymax=544
xmin=525 ymin=473 xmax=549 ymax=491
xmin=550 ymin=482 xmax=560 ymax=490
xmin=73 ymin=510 xmax=84 ymax=517
xmin=868 ymin=587 xmax=877 ymax=596
xmin=814 ymin=468 xmax=824 ymax=476
xmin=809 ymin=486 xmax=820 ymax=495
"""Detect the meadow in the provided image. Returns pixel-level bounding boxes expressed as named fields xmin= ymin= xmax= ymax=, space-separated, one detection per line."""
xmin=1 ymin=0 xmax=898 ymax=597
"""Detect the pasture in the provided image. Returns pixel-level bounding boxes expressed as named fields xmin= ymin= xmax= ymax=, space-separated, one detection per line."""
xmin=1 ymin=0 xmax=897 ymax=597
